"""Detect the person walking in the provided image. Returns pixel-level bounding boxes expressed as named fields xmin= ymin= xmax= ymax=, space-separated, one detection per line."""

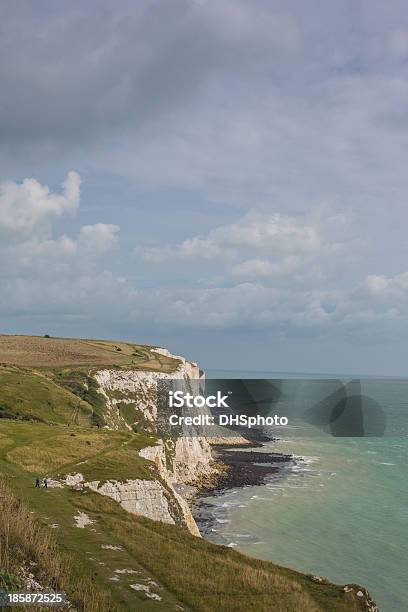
xmin=35 ymin=477 xmax=40 ymax=488
xmin=43 ymin=478 xmax=48 ymax=489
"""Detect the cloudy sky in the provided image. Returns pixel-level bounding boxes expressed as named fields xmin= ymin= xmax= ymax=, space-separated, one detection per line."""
xmin=2 ymin=0 xmax=408 ymax=375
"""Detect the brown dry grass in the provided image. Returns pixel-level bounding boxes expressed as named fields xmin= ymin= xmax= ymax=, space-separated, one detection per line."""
xmin=0 ymin=335 xmax=136 ymax=367
xmin=0 ymin=335 xmax=180 ymax=372
xmin=0 ymin=479 xmax=115 ymax=612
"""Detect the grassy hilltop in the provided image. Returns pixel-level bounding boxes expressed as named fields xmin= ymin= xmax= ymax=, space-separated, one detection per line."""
xmin=0 ymin=334 xmax=180 ymax=370
xmin=0 ymin=335 xmax=375 ymax=612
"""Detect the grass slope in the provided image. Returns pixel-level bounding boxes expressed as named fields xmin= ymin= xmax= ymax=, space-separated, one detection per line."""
xmin=0 ymin=365 xmax=93 ymax=425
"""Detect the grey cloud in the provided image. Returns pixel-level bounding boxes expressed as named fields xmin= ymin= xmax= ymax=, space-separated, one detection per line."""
xmin=0 ymin=0 xmax=299 ymax=160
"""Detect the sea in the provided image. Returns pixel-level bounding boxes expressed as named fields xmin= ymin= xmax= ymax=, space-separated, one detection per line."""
xmin=198 ymin=371 xmax=408 ymax=612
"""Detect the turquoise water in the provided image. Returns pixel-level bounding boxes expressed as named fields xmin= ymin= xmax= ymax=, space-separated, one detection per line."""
xmin=201 ymin=374 xmax=408 ymax=612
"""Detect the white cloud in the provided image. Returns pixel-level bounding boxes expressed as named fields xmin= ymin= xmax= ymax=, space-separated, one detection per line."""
xmin=78 ymin=223 xmax=120 ymax=253
xmin=231 ymin=256 xmax=302 ymax=279
xmin=141 ymin=212 xmax=321 ymax=263
xmin=365 ymin=275 xmax=391 ymax=296
xmin=0 ymin=171 xmax=80 ymax=235
xmin=0 ymin=173 xmax=120 ymax=313
xmin=9 ymin=224 xmax=119 ymax=275
xmin=361 ymin=272 xmax=408 ymax=303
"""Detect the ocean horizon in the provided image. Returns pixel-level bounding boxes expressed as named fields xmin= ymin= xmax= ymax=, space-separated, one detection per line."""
xmin=207 ymin=368 xmax=408 ymax=380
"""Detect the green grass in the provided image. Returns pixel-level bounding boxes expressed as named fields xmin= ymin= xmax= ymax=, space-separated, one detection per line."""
xmin=0 ymin=569 xmax=19 ymax=590
xmin=7 ymin=427 xmax=119 ymax=473
xmin=0 ymin=421 xmax=157 ymax=483
xmin=0 ymin=365 xmax=93 ymax=426
xmin=49 ymin=368 xmax=108 ymax=427
xmin=57 ymin=435 xmax=159 ymax=483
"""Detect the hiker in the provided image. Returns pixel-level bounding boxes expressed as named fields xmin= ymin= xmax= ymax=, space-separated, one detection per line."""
xmin=43 ymin=478 xmax=48 ymax=489
xmin=35 ymin=477 xmax=40 ymax=488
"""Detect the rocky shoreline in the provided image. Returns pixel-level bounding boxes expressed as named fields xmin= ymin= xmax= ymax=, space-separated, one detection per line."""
xmin=190 ymin=436 xmax=296 ymax=535
xmin=200 ymin=445 xmax=294 ymax=492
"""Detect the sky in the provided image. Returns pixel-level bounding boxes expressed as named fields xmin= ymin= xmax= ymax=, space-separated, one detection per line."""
xmin=1 ymin=0 xmax=408 ymax=375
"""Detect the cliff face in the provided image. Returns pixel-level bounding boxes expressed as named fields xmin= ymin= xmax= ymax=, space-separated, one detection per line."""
xmin=64 ymin=471 xmax=200 ymax=532
xmin=79 ymin=348 xmax=214 ymax=535
xmin=93 ymin=351 xmax=202 ymax=429
xmin=93 ymin=353 xmax=214 ymax=486
xmin=138 ymin=441 xmax=205 ymax=536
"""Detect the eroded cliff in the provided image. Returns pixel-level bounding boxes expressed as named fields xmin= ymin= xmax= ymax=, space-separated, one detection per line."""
xmin=61 ymin=348 xmax=216 ymax=535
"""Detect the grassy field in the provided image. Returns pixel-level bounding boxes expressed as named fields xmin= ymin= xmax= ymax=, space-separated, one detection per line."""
xmin=0 ymin=335 xmax=180 ymax=372
xmin=0 ymin=336 xmax=374 ymax=611
xmin=0 ymin=421 xmax=156 ymax=482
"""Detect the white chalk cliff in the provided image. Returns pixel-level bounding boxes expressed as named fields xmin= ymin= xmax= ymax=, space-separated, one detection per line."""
xmin=65 ymin=348 xmax=216 ymax=536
